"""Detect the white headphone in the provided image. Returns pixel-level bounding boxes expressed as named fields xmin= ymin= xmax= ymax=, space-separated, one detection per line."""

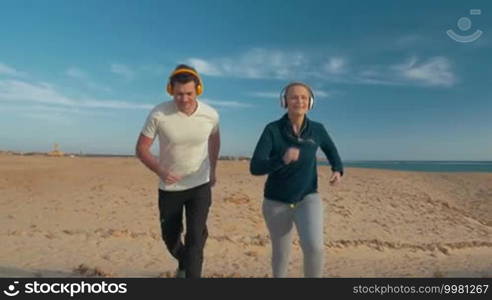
xmin=279 ymin=82 xmax=315 ymax=110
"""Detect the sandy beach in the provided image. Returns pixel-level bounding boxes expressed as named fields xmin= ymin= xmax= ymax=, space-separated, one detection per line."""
xmin=1 ymin=154 xmax=491 ymax=278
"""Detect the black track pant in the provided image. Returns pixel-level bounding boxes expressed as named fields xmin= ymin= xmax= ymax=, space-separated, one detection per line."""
xmin=158 ymin=182 xmax=211 ymax=278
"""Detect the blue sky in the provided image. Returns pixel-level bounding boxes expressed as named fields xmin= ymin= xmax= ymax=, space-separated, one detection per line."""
xmin=0 ymin=0 xmax=491 ymax=160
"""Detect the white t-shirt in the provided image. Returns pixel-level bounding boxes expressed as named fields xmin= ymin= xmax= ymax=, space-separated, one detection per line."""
xmin=141 ymin=100 xmax=219 ymax=191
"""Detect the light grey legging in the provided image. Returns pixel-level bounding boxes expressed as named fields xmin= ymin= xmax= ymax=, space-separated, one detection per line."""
xmin=262 ymin=193 xmax=324 ymax=278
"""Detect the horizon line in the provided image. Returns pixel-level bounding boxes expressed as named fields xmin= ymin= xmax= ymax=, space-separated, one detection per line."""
xmin=1 ymin=151 xmax=491 ymax=162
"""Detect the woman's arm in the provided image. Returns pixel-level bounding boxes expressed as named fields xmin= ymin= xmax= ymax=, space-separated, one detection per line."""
xmin=319 ymin=125 xmax=344 ymax=176
xmin=249 ymin=125 xmax=285 ymax=175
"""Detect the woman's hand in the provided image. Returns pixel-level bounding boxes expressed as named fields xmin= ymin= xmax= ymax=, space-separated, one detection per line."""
xmin=329 ymin=171 xmax=342 ymax=186
xmin=282 ymin=147 xmax=300 ymax=164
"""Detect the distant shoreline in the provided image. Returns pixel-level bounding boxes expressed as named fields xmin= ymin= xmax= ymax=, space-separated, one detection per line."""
xmin=1 ymin=151 xmax=491 ymax=162
xmin=2 ymin=151 xmax=492 ymax=172
xmin=337 ymin=161 xmax=492 ymax=173
xmin=0 ymin=151 xmax=136 ymax=158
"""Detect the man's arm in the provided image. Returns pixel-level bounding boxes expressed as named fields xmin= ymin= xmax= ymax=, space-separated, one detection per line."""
xmin=135 ymin=133 xmax=181 ymax=184
xmin=135 ymin=134 xmax=160 ymax=174
xmin=208 ymin=128 xmax=221 ymax=186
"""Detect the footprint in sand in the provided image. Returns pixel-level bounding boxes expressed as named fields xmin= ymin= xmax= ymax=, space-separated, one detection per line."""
xmin=73 ymin=264 xmax=114 ymax=277
xmin=223 ymin=193 xmax=250 ymax=205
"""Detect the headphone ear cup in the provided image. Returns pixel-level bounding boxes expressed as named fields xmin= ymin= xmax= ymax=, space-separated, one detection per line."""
xmin=280 ymin=88 xmax=286 ymax=108
xmin=280 ymin=95 xmax=286 ymax=108
xmin=166 ymin=83 xmax=173 ymax=95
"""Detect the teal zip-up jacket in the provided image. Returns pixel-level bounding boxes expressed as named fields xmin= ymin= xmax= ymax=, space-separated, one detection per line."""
xmin=250 ymin=114 xmax=343 ymax=204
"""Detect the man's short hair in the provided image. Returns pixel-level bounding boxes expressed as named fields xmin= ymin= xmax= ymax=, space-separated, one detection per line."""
xmin=170 ymin=64 xmax=200 ymax=87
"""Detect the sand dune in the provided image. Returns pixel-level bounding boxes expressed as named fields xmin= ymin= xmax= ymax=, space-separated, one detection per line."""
xmin=0 ymin=154 xmax=490 ymax=277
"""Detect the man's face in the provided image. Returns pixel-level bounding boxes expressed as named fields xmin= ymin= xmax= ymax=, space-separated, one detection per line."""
xmin=172 ymin=81 xmax=197 ymax=114
xmin=286 ymin=85 xmax=310 ymax=116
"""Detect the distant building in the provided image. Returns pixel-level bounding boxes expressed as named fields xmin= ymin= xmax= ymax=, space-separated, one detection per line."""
xmin=47 ymin=143 xmax=65 ymax=157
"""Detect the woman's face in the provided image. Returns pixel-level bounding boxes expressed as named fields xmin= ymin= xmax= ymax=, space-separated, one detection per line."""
xmin=285 ymin=85 xmax=311 ymax=116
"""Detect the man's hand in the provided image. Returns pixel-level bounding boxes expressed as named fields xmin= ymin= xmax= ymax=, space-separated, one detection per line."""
xmin=158 ymin=167 xmax=182 ymax=184
xmin=329 ymin=171 xmax=342 ymax=186
xmin=283 ymin=147 xmax=300 ymax=165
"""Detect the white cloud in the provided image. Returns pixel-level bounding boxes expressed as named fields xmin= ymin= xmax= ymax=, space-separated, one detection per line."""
xmin=395 ymin=35 xmax=423 ymax=47
xmin=186 ymin=48 xmax=307 ymax=79
xmin=0 ymin=79 xmax=152 ymax=110
xmin=65 ymin=67 xmax=112 ymax=93
xmin=110 ymin=63 xmax=135 ymax=80
xmin=20 ymin=112 xmax=74 ymax=124
xmin=0 ymin=62 xmax=25 ymax=77
xmin=186 ymin=58 xmax=223 ymax=76
xmin=314 ymin=90 xmax=332 ymax=98
xmin=80 ymin=99 xmax=152 ymax=109
xmin=353 ymin=67 xmax=402 ymax=86
xmin=0 ymin=80 xmax=73 ymax=105
xmin=186 ymin=48 xmax=457 ymax=88
xmin=397 ymin=57 xmax=456 ymax=87
xmin=140 ymin=64 xmax=167 ymax=76
xmin=0 ymin=78 xmax=253 ymax=114
xmin=355 ymin=77 xmax=400 ymax=86
xmin=252 ymin=89 xmax=332 ymax=99
xmin=355 ymin=56 xmax=456 ymax=87
xmin=250 ymin=92 xmax=279 ymax=98
xmin=66 ymin=67 xmax=88 ymax=79
xmin=1 ymin=104 xmax=114 ymax=117
xmin=201 ymin=98 xmax=254 ymax=108
xmin=323 ymin=57 xmax=347 ymax=74
xmin=85 ymin=81 xmax=112 ymax=93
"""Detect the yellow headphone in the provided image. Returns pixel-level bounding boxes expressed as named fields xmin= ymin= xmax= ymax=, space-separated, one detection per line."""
xmin=166 ymin=68 xmax=203 ymax=96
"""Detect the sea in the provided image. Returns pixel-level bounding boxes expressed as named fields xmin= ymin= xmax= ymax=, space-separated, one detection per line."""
xmin=319 ymin=161 xmax=492 ymax=173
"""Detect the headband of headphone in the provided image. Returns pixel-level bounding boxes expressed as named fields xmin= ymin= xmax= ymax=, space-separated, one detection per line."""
xmin=279 ymin=82 xmax=314 ymax=109
xmin=166 ymin=68 xmax=203 ymax=96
